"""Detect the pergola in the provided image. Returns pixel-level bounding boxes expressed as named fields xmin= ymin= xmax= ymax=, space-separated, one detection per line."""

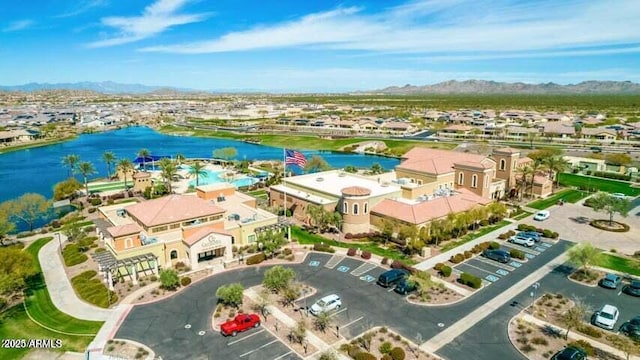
xmin=92 ymin=251 xmax=158 ymax=289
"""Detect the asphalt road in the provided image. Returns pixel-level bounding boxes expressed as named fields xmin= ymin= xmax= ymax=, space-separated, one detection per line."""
xmin=437 ymin=262 xmax=640 ymax=360
xmin=116 ymin=240 xmax=570 ymax=360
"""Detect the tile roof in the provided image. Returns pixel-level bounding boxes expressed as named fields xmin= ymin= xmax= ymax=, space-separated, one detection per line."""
xmin=126 ymin=195 xmax=225 ymax=227
xmin=182 ymin=227 xmax=232 ymax=247
xmin=341 ymin=186 xmax=371 ymax=196
xmin=106 ymin=223 xmax=142 ymax=237
xmin=371 ymin=189 xmax=491 ymax=225
xmin=398 ymin=148 xmax=493 ymax=175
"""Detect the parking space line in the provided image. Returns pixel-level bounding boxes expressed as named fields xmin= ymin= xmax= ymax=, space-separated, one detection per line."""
xmin=341 ymin=316 xmax=364 ymax=329
xmin=273 ymin=351 xmax=293 ymax=360
xmin=239 ymin=339 xmax=279 ymax=357
xmin=460 ymin=262 xmax=501 ymax=276
xmin=324 ymin=255 xmax=345 ymax=269
xmin=351 ymin=263 xmax=377 ymax=276
xmin=330 ymin=308 xmax=348 ymax=318
xmin=502 ymin=244 xmax=540 ymax=255
xmin=474 ymin=257 xmax=516 ymax=271
xmin=227 ymin=329 xmax=266 ymax=346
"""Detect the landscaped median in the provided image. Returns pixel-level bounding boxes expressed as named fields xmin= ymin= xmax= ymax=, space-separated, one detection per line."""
xmin=0 ymin=237 xmax=104 ymax=360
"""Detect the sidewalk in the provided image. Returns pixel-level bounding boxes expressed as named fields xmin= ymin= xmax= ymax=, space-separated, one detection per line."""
xmin=245 ymin=288 xmax=350 ymax=360
xmin=521 ymin=314 xmax=640 ymax=360
xmin=38 ymin=233 xmax=112 ymax=321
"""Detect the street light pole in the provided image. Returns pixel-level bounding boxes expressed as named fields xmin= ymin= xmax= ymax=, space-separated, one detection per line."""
xmin=530 ymin=282 xmax=540 ymax=314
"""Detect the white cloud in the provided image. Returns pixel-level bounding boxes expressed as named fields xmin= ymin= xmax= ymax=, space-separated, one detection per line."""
xmin=140 ymin=0 xmax=640 ymax=58
xmin=87 ymin=0 xmax=209 ymax=48
xmin=3 ymin=19 xmax=35 ymax=32
xmin=56 ymin=0 xmax=109 ymax=18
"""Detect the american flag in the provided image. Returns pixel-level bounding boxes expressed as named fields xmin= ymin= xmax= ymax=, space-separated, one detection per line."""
xmin=285 ymin=149 xmax=307 ymax=167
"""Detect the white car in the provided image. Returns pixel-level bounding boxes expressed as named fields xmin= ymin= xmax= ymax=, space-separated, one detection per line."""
xmin=594 ymin=304 xmax=619 ymax=330
xmin=309 ymin=294 xmax=342 ymax=316
xmin=508 ymin=234 xmax=535 ymax=247
xmin=610 ymin=193 xmax=627 ymax=200
xmin=533 ymin=210 xmax=550 ymax=221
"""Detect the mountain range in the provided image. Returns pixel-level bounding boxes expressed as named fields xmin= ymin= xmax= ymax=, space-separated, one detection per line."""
xmin=2 ymin=80 xmax=640 ymax=95
xmin=373 ymin=80 xmax=640 ymax=95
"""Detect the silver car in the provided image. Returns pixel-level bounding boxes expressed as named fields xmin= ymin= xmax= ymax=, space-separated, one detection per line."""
xmin=508 ymin=234 xmax=535 ymax=247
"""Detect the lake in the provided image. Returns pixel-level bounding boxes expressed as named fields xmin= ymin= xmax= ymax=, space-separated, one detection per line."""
xmin=0 ymin=126 xmax=400 ymax=202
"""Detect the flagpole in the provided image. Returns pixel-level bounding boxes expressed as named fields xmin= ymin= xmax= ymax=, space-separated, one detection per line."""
xmin=283 ymin=148 xmax=287 ymax=219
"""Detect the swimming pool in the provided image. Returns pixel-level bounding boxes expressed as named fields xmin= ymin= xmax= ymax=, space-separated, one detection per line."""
xmin=186 ymin=168 xmax=258 ymax=188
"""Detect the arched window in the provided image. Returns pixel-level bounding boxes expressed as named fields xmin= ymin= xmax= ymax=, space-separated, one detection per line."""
xmin=353 ymin=203 xmax=359 ymax=215
xmin=170 ymin=250 xmax=178 ymax=259
xmin=458 ymin=172 xmax=464 ymax=185
xmin=499 ymin=159 xmax=506 ymax=171
xmin=124 ymin=238 xmax=133 ymax=249
xmin=364 ymin=202 xmax=368 ymax=214
xmin=471 ymin=174 xmax=478 ymax=188
xmin=342 ymin=201 xmax=348 ymax=214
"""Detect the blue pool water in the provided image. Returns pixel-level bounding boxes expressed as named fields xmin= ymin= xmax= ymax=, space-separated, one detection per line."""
xmin=187 ymin=169 xmax=258 ymax=188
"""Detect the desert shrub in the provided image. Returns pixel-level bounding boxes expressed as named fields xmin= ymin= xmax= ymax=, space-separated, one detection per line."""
xmin=489 ymin=241 xmax=500 ymax=250
xmin=449 ymin=254 xmax=465 ymax=264
xmin=471 ymin=245 xmax=482 ymax=254
xmin=389 ymin=347 xmax=405 ymax=360
xmin=434 ymin=262 xmax=445 ymax=271
xmin=283 ymin=248 xmax=292 ymax=256
xmin=89 ymin=198 xmax=102 ymax=206
xmin=347 ymin=248 xmax=357 ymax=256
xmin=361 ymin=251 xmax=372 ymax=260
xmin=463 ymin=250 xmax=473 ymax=259
xmin=379 ymin=341 xmax=393 ymax=354
xmin=458 ymin=272 xmax=482 ymax=289
xmin=381 ymin=355 xmax=392 ymax=360
xmin=510 ymin=249 xmax=526 ymax=260
xmin=577 ymin=325 xmax=603 ymax=338
xmin=520 ymin=344 xmax=535 ymax=353
xmin=390 ymin=260 xmax=417 ymax=274
xmin=87 ymin=207 xmax=97 ymax=213
xmin=246 ymin=252 xmax=266 ymax=265
xmin=381 ymin=257 xmax=388 ymax=265
xmin=313 ymin=243 xmax=335 ymax=253
xmin=180 ymin=277 xmax=192 ymax=286
xmin=344 ymin=233 xmax=353 ymax=239
xmin=353 ymin=352 xmax=376 ymax=360
xmin=439 ymin=265 xmax=452 ymax=277
xmin=531 ymin=337 xmax=548 ymax=345
xmin=479 ymin=241 xmax=491 ymax=250
xmin=568 ymin=340 xmax=594 ymax=356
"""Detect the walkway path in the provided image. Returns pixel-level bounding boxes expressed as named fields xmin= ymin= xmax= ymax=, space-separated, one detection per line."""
xmin=38 ymin=233 xmax=112 ymax=321
xmin=420 ymin=252 xmax=568 ymax=353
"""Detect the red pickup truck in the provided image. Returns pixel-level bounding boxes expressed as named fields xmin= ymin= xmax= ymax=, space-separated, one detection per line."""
xmin=220 ymin=313 xmax=261 ymax=337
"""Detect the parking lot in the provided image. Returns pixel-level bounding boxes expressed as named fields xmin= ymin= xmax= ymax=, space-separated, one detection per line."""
xmin=452 ymin=237 xmax=557 ymax=285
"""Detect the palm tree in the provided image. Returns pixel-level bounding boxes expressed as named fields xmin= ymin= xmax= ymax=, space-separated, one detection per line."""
xmin=102 ymin=151 xmax=116 ymax=180
xmin=117 ymin=159 xmax=135 ymax=189
xmin=137 ymin=148 xmax=151 ymax=171
xmin=61 ymin=154 xmax=80 ymax=178
xmin=487 ymin=202 xmax=508 ymax=221
xmin=543 ymin=156 xmax=570 ymax=192
xmin=188 ymin=161 xmax=208 ymax=186
xmin=158 ymin=158 xmax=178 ymax=193
xmin=77 ymin=161 xmax=96 ymax=196
xmin=515 ymin=165 xmax=535 ymax=200
xmin=175 ymin=153 xmax=186 ymax=165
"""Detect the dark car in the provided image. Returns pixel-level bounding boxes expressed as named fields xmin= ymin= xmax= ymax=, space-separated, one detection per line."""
xmin=482 ymin=249 xmax=511 ymax=263
xmin=622 ymin=280 xmax=640 ymax=297
xmin=619 ymin=316 xmax=640 ymax=341
xmin=394 ymin=278 xmax=418 ymax=295
xmin=377 ymin=269 xmax=408 ymax=288
xmin=599 ymin=273 xmax=622 ymax=289
xmin=550 ymin=346 xmax=587 ymax=360
xmin=519 ymin=231 xmax=541 ymax=242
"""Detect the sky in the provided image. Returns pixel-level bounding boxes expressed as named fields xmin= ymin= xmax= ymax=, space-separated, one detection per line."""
xmin=1 ymin=0 xmax=640 ymax=92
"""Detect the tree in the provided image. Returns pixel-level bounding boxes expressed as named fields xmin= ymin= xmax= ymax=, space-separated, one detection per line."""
xmin=215 ymin=283 xmax=244 ymax=307
xmin=526 ymin=132 xmax=539 ymax=148
xmin=487 ymin=202 xmax=508 ymax=221
xmin=408 ymin=271 xmax=436 ymax=299
xmin=117 ymin=159 xmax=135 ymax=188
xmin=251 ymin=288 xmax=272 ymax=320
xmin=101 ymin=151 xmax=116 ymax=181
xmin=605 ymin=153 xmax=632 ymax=167
xmin=61 ymin=154 xmax=80 ymax=178
xmin=52 ymin=178 xmax=82 ymax=201
xmin=0 ymin=247 xmax=37 ymax=295
xmin=175 ymin=153 xmax=186 ymax=165
xmin=61 ymin=214 xmax=87 ymax=241
xmin=158 ymin=158 xmax=178 ymax=193
xmin=370 ymin=163 xmax=384 ymax=175
xmin=318 ymin=351 xmax=338 ymax=360
xmin=289 ymin=320 xmax=307 ymax=345
xmin=313 ymin=310 xmax=332 ymax=332
xmin=303 ymin=155 xmax=331 ymax=173
xmin=5 ymin=193 xmax=51 ymax=231
xmin=561 ymin=298 xmax=590 ymax=340
xmin=610 ymin=335 xmax=639 ymax=360
xmin=515 ymin=164 xmax=536 ymax=199
xmin=159 ymin=269 xmax=180 ymax=290
xmin=343 ymin=165 xmax=358 ymax=173
xmin=137 ymin=148 xmax=151 ymax=170
xmin=589 ymin=192 xmax=631 ymax=225
xmin=0 ymin=206 xmax=15 ymax=245
xmin=77 ymin=161 xmax=96 ymax=196
xmin=188 ymin=161 xmax=208 ymax=187
xmin=566 ymin=243 xmax=601 ymax=272
xmin=263 ymin=265 xmax=295 ymax=293
xmin=543 ymin=156 xmax=570 ymax=191
xmin=213 ymin=147 xmax=237 ymax=162
xmin=281 ymin=283 xmax=301 ymax=308
xmin=259 ymin=230 xmax=287 ymax=258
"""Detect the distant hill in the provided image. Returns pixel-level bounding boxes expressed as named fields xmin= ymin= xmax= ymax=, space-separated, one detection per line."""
xmin=0 ymin=81 xmax=194 ymax=94
xmin=374 ymin=80 xmax=640 ymax=95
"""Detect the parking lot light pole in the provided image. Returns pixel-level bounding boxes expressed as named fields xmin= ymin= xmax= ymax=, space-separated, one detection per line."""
xmin=530 ymin=282 xmax=541 ymax=313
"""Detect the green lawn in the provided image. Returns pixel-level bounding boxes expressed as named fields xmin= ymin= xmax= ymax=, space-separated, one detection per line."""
xmin=62 ymin=243 xmax=89 ymax=266
xmin=593 ymin=253 xmax=640 ymax=277
xmin=291 ymin=226 xmax=414 ymax=263
xmin=440 ymin=220 xmax=511 ymax=252
xmin=0 ymin=237 xmax=103 ymax=359
xmin=70 ymin=271 xmax=117 ymax=308
xmin=246 ymin=189 xmax=268 ymax=199
xmin=558 ymin=173 xmax=640 ymax=196
xmin=527 ymin=189 xmax=590 ymax=210
xmin=512 ymin=211 xmax=533 ymax=220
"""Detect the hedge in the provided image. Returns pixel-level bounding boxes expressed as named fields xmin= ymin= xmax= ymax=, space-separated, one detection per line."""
xmin=347 ymin=248 xmax=357 ymax=256
xmin=449 ymin=253 xmax=464 ymax=264
xmin=510 ymin=249 xmax=526 ymax=260
xmin=434 ymin=263 xmax=445 ymax=271
xmin=390 ymin=260 xmax=417 ymax=274
xmin=62 ymin=243 xmax=89 ymax=266
xmin=180 ymin=276 xmax=192 ymax=286
xmin=313 ymin=243 xmax=336 ymax=253
xmin=440 ymin=265 xmax=452 ymax=277
xmin=71 ymin=270 xmax=117 ymax=308
xmin=354 ymin=352 xmax=376 ymax=360
xmin=389 ymin=347 xmax=406 ymax=360
xmin=591 ymin=171 xmax=631 ymax=181
xmin=246 ymin=252 xmax=266 ymax=265
xmin=489 ymin=241 xmax=500 ymax=250
xmin=361 ymin=251 xmax=372 ymax=260
xmin=458 ymin=272 xmax=482 ymax=289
